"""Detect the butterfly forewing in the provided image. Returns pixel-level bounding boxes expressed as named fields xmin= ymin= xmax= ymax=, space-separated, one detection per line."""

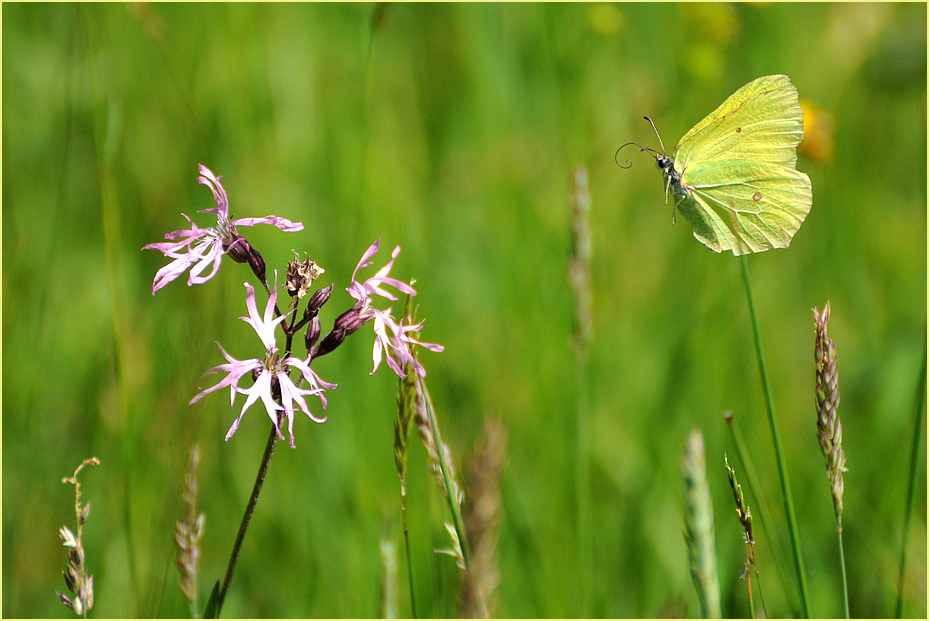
xmin=673 ymin=74 xmax=805 ymax=170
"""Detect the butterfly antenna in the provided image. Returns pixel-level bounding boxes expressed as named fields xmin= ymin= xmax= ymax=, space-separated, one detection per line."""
xmin=615 ymin=141 xmax=659 ymax=169
xmin=643 ymin=116 xmax=667 ymax=155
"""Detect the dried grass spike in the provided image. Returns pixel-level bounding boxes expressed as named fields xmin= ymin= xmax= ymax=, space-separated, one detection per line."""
xmin=814 ymin=301 xmax=847 ymax=516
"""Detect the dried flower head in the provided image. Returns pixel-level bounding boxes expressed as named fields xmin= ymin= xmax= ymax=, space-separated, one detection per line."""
xmin=286 ymin=252 xmax=325 ymax=300
xmin=176 ymin=446 xmax=206 ymax=616
xmin=460 ymin=415 xmax=507 ymax=619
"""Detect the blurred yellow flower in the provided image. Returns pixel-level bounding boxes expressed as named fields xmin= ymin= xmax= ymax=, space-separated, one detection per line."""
xmin=800 ymin=98 xmax=835 ymax=164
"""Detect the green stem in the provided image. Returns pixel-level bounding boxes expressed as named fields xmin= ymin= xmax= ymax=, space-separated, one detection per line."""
xmin=215 ymin=420 xmax=280 ymax=617
xmin=894 ymin=334 xmax=927 ymax=618
xmin=755 ymin=565 xmax=769 ymax=619
xmin=400 ymin=481 xmax=418 ymax=618
xmin=837 ymin=514 xmax=849 ymax=618
xmin=739 ymin=255 xmax=811 ymax=618
xmin=417 ymin=376 xmax=470 ymax=566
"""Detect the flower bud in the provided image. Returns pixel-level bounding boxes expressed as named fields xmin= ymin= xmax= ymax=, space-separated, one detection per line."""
xmin=247 ymin=247 xmax=266 ymax=283
xmin=314 ymin=327 xmax=345 ymax=358
xmin=333 ymin=304 xmax=371 ymax=336
xmin=305 ymin=316 xmax=321 ymax=351
xmin=307 ymin=284 xmax=333 ymax=314
xmin=313 ymin=301 xmax=375 ymax=359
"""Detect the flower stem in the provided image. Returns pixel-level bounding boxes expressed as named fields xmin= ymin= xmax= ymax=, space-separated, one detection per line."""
xmin=739 ymin=255 xmax=811 ymax=618
xmin=215 ymin=419 xmax=281 ymax=617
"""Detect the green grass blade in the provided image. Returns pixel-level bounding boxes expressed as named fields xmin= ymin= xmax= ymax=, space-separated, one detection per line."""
xmin=739 ymin=255 xmax=811 ymax=618
xmin=894 ymin=334 xmax=927 ymax=618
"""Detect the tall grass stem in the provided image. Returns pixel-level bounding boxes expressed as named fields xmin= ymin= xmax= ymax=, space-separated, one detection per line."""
xmin=837 ymin=516 xmax=849 ymax=618
xmin=894 ymin=333 xmax=927 ymax=618
xmin=739 ymin=255 xmax=811 ymax=617
xmin=402 ymin=502 xmax=417 ymax=619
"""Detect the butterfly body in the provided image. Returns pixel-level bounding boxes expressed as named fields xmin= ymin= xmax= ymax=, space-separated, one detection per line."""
xmin=656 ymin=74 xmax=812 ymax=255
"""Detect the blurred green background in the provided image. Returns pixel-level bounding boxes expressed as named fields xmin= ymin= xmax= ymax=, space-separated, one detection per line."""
xmin=3 ymin=3 xmax=926 ymax=618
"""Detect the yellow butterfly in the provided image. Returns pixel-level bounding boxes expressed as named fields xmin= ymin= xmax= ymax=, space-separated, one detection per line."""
xmin=620 ymin=75 xmax=813 ymax=255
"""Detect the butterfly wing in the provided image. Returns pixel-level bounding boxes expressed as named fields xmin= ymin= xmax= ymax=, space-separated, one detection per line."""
xmin=675 ymin=160 xmax=812 ymax=255
xmin=673 ymin=74 xmax=805 ymax=170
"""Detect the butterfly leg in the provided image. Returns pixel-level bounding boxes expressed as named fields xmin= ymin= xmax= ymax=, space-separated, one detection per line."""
xmin=664 ymin=177 xmax=676 ymax=224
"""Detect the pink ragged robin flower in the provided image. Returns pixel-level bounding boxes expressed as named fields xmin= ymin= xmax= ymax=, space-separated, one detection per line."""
xmin=143 ymin=164 xmax=303 ymax=295
xmin=348 ymin=239 xmax=444 ymax=378
xmin=189 ymin=273 xmax=335 ymax=449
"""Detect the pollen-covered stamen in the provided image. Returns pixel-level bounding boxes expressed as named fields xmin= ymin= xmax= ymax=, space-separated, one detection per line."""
xmin=263 ymin=348 xmax=283 ymax=374
xmin=265 ymin=351 xmax=285 ymax=402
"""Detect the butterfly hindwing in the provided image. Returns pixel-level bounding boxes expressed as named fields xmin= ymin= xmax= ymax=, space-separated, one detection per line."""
xmin=676 ymin=159 xmax=812 ymax=255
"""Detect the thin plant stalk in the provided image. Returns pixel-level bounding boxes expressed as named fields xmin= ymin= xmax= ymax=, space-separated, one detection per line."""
xmin=724 ymin=412 xmax=800 ymax=615
xmin=739 ymin=255 xmax=811 ymax=617
xmin=214 ymin=418 xmax=281 ymax=617
xmin=837 ymin=518 xmax=849 ymax=618
xmin=380 ymin=532 xmax=400 ymax=619
xmin=401 ymin=502 xmax=417 ymax=619
xmin=895 ymin=333 xmax=927 ymax=618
